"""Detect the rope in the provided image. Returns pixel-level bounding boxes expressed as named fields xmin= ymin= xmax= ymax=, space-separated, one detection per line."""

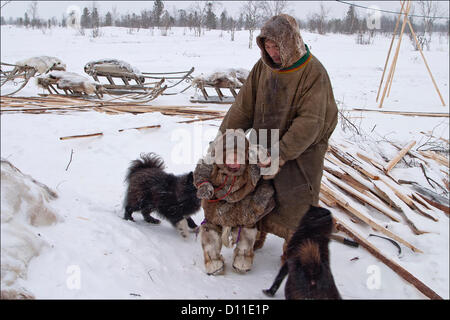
xmin=336 ymin=0 xmax=449 ymax=20
xmin=207 ymin=176 xmax=237 ymax=203
xmin=236 ymin=227 xmax=242 ymax=244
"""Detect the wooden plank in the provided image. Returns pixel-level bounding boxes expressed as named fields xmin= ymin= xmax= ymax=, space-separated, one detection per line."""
xmin=60 ymin=132 xmax=103 ymax=140
xmin=321 ymin=181 xmax=422 ymax=253
xmin=118 ymin=124 xmax=161 ymax=132
xmin=324 ymin=171 xmax=402 ymax=222
xmin=350 ymin=109 xmax=449 ymax=118
xmin=328 ymin=145 xmax=380 ymax=180
xmin=319 ymin=192 xmax=337 ymax=207
xmin=384 ymin=141 xmax=416 ymax=173
xmin=356 ymin=152 xmax=386 ymax=172
xmin=177 ymin=116 xmax=224 ymax=124
xmin=334 ymin=217 xmax=442 ymax=300
xmin=418 ymin=151 xmax=449 ymax=168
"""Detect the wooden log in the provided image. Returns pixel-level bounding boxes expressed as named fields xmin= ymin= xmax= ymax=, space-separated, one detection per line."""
xmin=60 ymin=132 xmax=103 ymax=140
xmin=384 ymin=141 xmax=416 ymax=173
xmin=334 ymin=216 xmax=442 ymax=300
xmin=321 ymin=181 xmax=422 ymax=253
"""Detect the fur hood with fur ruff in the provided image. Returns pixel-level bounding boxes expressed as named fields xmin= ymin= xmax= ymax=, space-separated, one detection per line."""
xmin=256 ymin=14 xmax=307 ymax=70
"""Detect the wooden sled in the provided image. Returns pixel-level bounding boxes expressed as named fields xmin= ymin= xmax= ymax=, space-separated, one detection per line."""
xmin=84 ymin=59 xmax=194 ymax=102
xmin=189 ymin=68 xmax=248 ymax=104
xmin=37 ymin=71 xmax=105 ymax=100
xmin=1 ymin=56 xmax=66 ymax=96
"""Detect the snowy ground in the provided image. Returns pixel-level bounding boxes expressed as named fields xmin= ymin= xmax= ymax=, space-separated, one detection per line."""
xmin=1 ymin=26 xmax=449 ymax=300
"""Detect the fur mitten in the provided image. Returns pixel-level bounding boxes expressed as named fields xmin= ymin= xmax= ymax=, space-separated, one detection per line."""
xmin=197 ymin=182 xmax=214 ymax=199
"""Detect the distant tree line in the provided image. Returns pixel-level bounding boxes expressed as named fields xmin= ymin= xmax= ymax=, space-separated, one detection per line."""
xmin=304 ymin=3 xmax=448 ymax=35
xmin=1 ymin=0 xmax=448 ymax=41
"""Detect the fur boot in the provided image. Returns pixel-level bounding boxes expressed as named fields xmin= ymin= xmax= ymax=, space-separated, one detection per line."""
xmin=232 ymin=227 xmax=258 ymax=274
xmin=253 ymin=230 xmax=267 ymax=251
xmin=175 ymin=219 xmax=189 ymax=239
xmin=200 ymin=223 xmax=225 ymax=275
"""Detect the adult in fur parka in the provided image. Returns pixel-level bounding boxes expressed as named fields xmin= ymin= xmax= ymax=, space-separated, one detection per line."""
xmin=217 ymin=14 xmax=338 ymax=254
xmin=194 ymin=130 xmax=275 ymax=275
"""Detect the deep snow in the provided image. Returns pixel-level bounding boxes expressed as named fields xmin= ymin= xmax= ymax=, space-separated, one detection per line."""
xmin=1 ymin=25 xmax=449 ymax=300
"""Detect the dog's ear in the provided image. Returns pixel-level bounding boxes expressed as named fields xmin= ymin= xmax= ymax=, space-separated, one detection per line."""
xmin=187 ymin=171 xmax=194 ymax=181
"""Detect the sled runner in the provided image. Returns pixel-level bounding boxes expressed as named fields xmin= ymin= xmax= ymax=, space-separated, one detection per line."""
xmin=189 ymin=68 xmax=249 ymax=104
xmin=1 ymin=56 xmax=66 ymax=96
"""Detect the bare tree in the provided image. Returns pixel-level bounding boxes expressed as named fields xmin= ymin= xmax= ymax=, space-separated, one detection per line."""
xmin=416 ymin=0 xmax=440 ymax=50
xmin=111 ymin=5 xmax=118 ymax=27
xmin=230 ymin=17 xmax=237 ymax=41
xmin=27 ymin=1 xmax=39 ymax=28
xmin=242 ymin=1 xmax=261 ymax=49
xmin=317 ymin=2 xmax=330 ymax=35
xmin=189 ymin=2 xmax=207 ymax=37
xmin=91 ymin=1 xmax=101 ymax=38
xmin=259 ymin=0 xmax=290 ymax=19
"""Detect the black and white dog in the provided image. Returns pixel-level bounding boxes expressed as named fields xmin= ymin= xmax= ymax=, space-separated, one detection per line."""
xmin=123 ymin=153 xmax=200 ymax=238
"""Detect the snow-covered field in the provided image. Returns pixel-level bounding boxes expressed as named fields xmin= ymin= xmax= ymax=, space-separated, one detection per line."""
xmin=1 ymin=25 xmax=449 ymax=300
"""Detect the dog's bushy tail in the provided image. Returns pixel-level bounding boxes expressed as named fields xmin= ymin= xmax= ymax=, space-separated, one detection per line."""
xmin=125 ymin=153 xmax=165 ymax=181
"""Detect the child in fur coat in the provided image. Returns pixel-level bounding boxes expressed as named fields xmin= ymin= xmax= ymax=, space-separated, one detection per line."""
xmin=194 ymin=130 xmax=275 ymax=275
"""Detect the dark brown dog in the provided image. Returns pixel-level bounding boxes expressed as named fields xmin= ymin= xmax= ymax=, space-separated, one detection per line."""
xmin=263 ymin=206 xmax=341 ymax=299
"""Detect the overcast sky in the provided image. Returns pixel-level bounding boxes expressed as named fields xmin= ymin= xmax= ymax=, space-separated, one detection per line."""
xmin=1 ymin=1 xmax=449 ymax=21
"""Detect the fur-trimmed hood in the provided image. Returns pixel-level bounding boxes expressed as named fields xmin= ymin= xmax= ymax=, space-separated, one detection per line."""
xmin=211 ymin=129 xmax=250 ymax=177
xmin=256 ymin=14 xmax=307 ymax=70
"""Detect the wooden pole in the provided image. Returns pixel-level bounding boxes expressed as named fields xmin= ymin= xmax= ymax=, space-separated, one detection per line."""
xmin=376 ymin=0 xmax=407 ymax=102
xmin=386 ymin=1 xmax=408 ymax=98
xmin=379 ymin=1 xmax=411 ymax=108
xmin=405 ymin=18 xmax=447 ymax=106
xmin=334 ymin=217 xmax=442 ymax=300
